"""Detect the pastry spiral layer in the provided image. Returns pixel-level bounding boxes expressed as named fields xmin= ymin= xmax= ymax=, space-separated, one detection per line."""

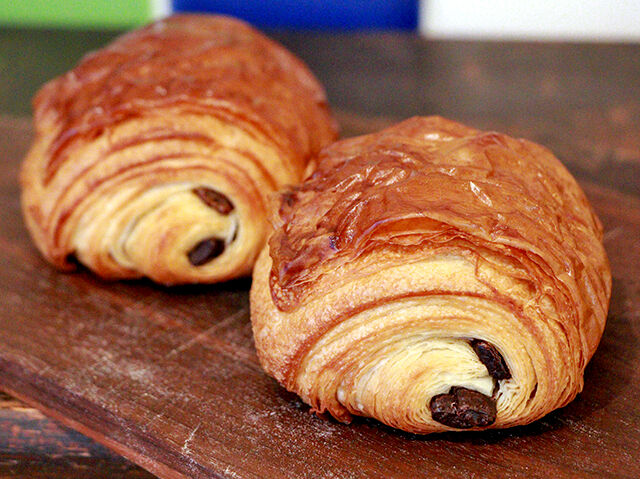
xmin=250 ymin=116 xmax=611 ymax=433
xmin=20 ymin=14 xmax=337 ymax=284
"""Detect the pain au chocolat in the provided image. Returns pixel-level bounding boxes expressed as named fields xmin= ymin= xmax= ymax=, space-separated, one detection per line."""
xmin=20 ymin=14 xmax=336 ymax=284
xmin=250 ymin=116 xmax=611 ymax=433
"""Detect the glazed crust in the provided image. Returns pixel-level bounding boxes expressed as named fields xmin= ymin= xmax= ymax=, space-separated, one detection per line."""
xmin=250 ymin=116 xmax=611 ymax=433
xmin=20 ymin=14 xmax=337 ymax=284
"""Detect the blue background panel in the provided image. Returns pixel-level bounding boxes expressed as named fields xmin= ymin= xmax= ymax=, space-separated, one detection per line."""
xmin=173 ymin=0 xmax=418 ymax=30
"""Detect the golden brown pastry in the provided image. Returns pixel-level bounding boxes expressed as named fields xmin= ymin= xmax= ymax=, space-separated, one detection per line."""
xmin=20 ymin=14 xmax=337 ymax=284
xmin=251 ymin=116 xmax=611 ymax=433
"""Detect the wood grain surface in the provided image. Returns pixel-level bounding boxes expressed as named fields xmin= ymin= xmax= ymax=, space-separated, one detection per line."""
xmin=1 ymin=32 xmax=639 ymax=479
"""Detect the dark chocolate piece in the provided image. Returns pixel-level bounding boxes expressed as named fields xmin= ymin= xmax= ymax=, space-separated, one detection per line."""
xmin=193 ymin=187 xmax=234 ymax=215
xmin=188 ymin=238 xmax=225 ymax=266
xmin=470 ymin=339 xmax=511 ymax=380
xmin=529 ymin=383 xmax=538 ymax=400
xmin=429 ymin=386 xmax=497 ymax=428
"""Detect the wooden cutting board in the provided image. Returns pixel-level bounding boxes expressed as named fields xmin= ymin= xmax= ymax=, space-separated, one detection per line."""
xmin=1 ymin=114 xmax=639 ymax=479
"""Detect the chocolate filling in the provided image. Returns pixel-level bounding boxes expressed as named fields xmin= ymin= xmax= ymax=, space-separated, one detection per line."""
xmin=188 ymin=237 xmax=225 ymax=266
xmin=529 ymin=383 xmax=538 ymax=400
xmin=430 ymin=386 xmax=497 ymax=428
xmin=193 ymin=187 xmax=234 ymax=215
xmin=470 ymin=339 xmax=511 ymax=380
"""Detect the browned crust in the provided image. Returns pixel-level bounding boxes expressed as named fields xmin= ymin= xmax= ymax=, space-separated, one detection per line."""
xmin=34 ymin=15 xmax=336 ymax=184
xmin=268 ymin=117 xmax=610 ymax=361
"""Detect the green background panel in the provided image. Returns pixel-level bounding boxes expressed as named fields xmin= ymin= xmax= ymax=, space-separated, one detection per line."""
xmin=0 ymin=0 xmax=154 ymax=29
